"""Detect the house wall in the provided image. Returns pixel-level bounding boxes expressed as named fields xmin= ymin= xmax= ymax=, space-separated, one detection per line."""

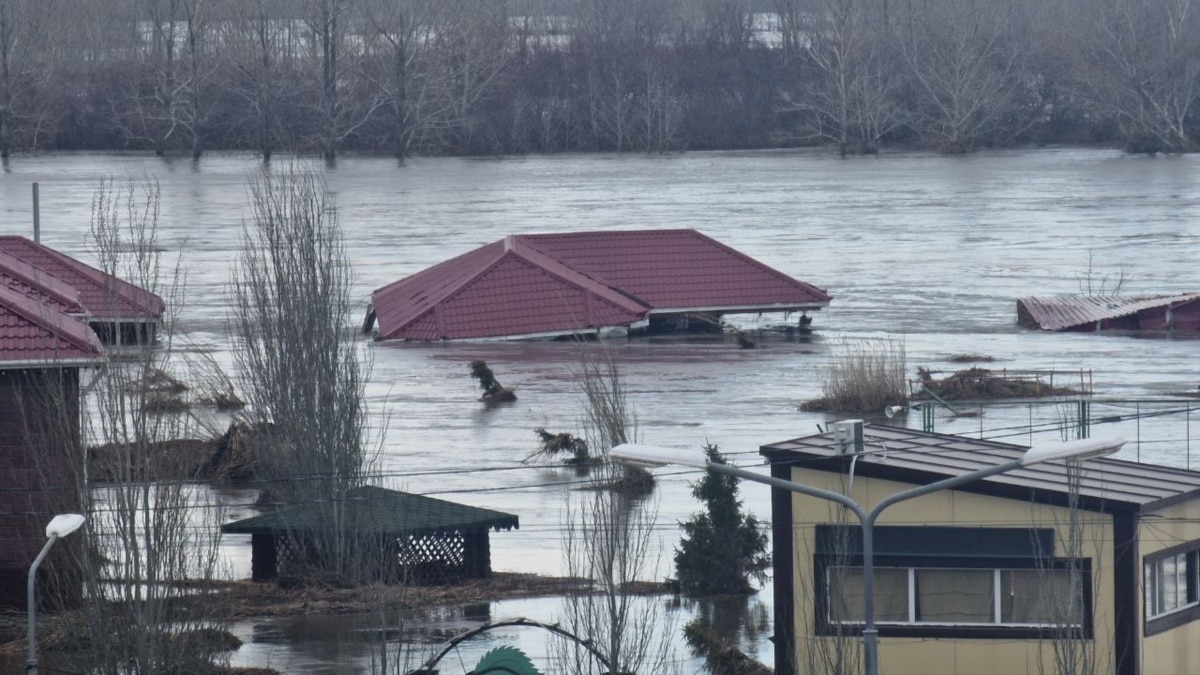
xmin=0 ymin=368 xmax=82 ymax=608
xmin=1135 ymin=300 xmax=1200 ymax=332
xmin=784 ymin=465 xmax=1116 ymax=675
xmin=1139 ymin=499 xmax=1200 ymax=675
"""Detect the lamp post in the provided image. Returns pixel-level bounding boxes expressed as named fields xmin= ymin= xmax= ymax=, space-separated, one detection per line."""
xmin=610 ymin=436 xmax=1125 ymax=675
xmin=27 ymin=513 xmax=86 ymax=675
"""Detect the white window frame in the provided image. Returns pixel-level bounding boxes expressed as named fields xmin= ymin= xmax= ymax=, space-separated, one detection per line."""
xmin=827 ymin=565 xmax=1086 ymax=628
xmin=1145 ymin=549 xmax=1200 ymax=620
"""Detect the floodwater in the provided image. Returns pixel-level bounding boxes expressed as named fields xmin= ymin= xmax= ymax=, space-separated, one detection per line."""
xmin=3 ymin=148 xmax=1200 ymax=673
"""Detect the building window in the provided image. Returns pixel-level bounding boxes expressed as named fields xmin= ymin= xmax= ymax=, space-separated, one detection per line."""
xmin=827 ymin=566 xmax=1086 ymax=627
xmin=814 ymin=525 xmax=1092 ymax=639
xmin=1144 ymin=543 xmax=1200 ymax=635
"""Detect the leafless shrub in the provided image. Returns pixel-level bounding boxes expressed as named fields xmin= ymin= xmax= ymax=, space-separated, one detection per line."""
xmin=1077 ymin=249 xmax=1129 ymax=297
xmin=801 ymin=336 xmax=908 ymax=414
xmin=231 ymin=161 xmax=380 ymax=583
xmin=66 ymin=178 xmax=227 ymax=673
xmin=556 ymin=460 xmax=676 ymax=674
xmin=575 ymin=344 xmax=654 ymax=492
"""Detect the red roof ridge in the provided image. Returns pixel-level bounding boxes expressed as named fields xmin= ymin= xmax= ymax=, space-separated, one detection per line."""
xmin=0 ymin=284 xmax=104 ymax=361
xmin=0 ymin=249 xmax=87 ymax=314
xmin=504 ymin=238 xmax=652 ymax=312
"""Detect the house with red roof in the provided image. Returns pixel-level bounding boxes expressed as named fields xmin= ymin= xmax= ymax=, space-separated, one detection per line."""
xmin=0 ymin=284 xmax=104 ymax=607
xmin=364 ymin=229 xmax=832 ymax=341
xmin=0 ymin=235 xmax=163 ymax=607
xmin=0 ymin=236 xmax=164 ymax=344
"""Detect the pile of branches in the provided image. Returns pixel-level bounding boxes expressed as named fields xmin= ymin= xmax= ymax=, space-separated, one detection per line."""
xmin=530 ymin=428 xmax=593 ymax=465
xmin=915 ymin=367 xmax=1081 ymax=401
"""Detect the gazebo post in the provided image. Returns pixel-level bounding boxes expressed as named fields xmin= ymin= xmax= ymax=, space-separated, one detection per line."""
xmin=250 ymin=533 xmax=278 ymax=581
xmin=466 ymin=530 xmax=491 ymax=578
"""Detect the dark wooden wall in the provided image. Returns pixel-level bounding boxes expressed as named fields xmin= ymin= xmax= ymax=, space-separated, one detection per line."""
xmin=0 ymin=367 xmax=82 ymax=609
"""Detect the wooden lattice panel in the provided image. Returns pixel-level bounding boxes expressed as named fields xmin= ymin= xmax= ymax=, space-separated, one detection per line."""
xmin=398 ymin=531 xmax=469 ymax=583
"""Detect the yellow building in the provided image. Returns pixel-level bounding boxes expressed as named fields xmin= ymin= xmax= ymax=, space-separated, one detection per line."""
xmin=760 ymin=423 xmax=1200 ymax=675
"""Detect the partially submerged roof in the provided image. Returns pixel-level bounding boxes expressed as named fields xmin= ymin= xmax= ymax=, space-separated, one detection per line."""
xmin=221 ymin=486 xmax=520 ymax=537
xmin=0 ymin=285 xmax=105 ymax=368
xmin=0 ymin=236 xmax=164 ymax=322
xmin=369 ymin=229 xmax=831 ymax=340
xmin=1017 ymin=293 xmax=1200 ymax=331
xmin=761 ymin=424 xmax=1200 ymax=513
xmin=0 ymin=250 xmax=87 ymax=316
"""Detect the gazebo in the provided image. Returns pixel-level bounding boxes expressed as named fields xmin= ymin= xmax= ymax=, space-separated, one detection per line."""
xmin=222 ymin=486 xmax=519 ymax=584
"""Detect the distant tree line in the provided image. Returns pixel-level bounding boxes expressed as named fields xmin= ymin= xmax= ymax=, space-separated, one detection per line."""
xmin=2 ymin=0 xmax=1198 ymax=160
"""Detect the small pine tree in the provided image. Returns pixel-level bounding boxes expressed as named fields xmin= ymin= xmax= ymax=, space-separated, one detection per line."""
xmin=674 ymin=443 xmax=771 ymax=595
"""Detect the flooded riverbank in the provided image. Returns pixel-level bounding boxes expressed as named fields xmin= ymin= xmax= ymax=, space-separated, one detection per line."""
xmin=3 ymin=147 xmax=1200 ymax=672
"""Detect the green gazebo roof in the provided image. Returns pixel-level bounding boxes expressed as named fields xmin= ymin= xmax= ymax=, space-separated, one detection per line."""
xmin=221 ymin=485 xmax=519 ymax=537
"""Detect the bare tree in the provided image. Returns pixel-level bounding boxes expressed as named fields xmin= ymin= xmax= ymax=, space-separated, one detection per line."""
xmin=61 ymin=178 xmax=226 ymax=673
xmin=359 ymin=0 xmax=440 ymax=158
xmin=641 ymin=55 xmax=685 ymax=153
xmin=231 ymin=161 xmax=377 ymax=580
xmin=570 ymin=0 xmax=672 ymax=152
xmin=1039 ymin=461 xmax=1099 ymax=675
xmin=1077 ymin=249 xmax=1129 ymax=297
xmin=0 ymin=0 xmax=56 ymax=158
xmin=780 ymin=0 xmax=902 ymax=155
xmin=557 ymin=462 xmax=676 ymax=674
xmin=897 ymin=0 xmax=1034 ymax=153
xmin=219 ymin=0 xmax=297 ymax=162
xmin=1067 ymin=0 xmax=1200 ymax=153
xmin=797 ymin=502 xmax=863 ymax=675
xmin=178 ymin=0 xmax=213 ymax=159
xmin=422 ymin=0 xmax=510 ymax=152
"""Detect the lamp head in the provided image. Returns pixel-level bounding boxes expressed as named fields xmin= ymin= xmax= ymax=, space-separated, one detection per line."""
xmin=46 ymin=514 xmax=86 ymax=539
xmin=609 ymin=444 xmax=709 ymax=470
xmin=884 ymin=405 xmax=906 ymax=418
xmin=1020 ymin=437 xmax=1126 ymax=466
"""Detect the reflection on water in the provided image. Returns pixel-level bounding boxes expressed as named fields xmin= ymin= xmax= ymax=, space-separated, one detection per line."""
xmin=4 ymin=148 xmax=1200 ymax=671
xmin=227 ymin=593 xmax=771 ymax=674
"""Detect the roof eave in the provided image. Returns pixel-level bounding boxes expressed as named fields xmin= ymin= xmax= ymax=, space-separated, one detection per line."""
xmin=650 ymin=301 xmax=830 ymax=315
xmin=399 ymin=323 xmax=640 ymax=342
xmin=759 ymin=446 xmax=1139 ymax=513
xmin=0 ymin=357 xmax=104 ymax=370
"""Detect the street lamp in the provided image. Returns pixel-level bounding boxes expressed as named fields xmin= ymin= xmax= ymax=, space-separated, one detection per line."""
xmin=610 ymin=436 xmax=1126 ymax=675
xmin=27 ymin=513 xmax=86 ymax=675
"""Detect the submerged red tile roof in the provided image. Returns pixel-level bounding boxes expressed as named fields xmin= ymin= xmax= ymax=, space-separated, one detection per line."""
xmin=0 ymin=236 xmax=164 ymax=321
xmin=0 ymin=250 xmax=87 ymax=316
xmin=370 ymin=229 xmax=831 ymax=341
xmin=0 ymin=285 xmax=104 ymax=367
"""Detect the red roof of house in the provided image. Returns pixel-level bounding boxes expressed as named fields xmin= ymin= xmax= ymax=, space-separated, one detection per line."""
xmin=0 ymin=236 xmax=164 ymax=322
xmin=372 ymin=236 xmax=652 ymax=341
xmin=0 ymin=285 xmax=104 ymax=367
xmin=371 ymin=229 xmax=831 ymax=341
xmin=0 ymin=250 xmax=87 ymax=316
